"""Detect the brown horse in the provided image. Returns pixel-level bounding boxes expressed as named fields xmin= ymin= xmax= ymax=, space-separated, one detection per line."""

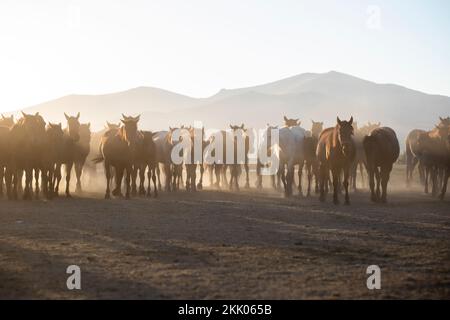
xmin=206 ymin=130 xmax=229 ymax=189
xmin=317 ymin=117 xmax=355 ymax=205
xmin=439 ymin=134 xmax=450 ymax=200
xmin=0 ymin=114 xmax=15 ymax=128
xmin=94 ymin=115 xmax=141 ymax=199
xmin=138 ymin=131 xmax=158 ymax=197
xmin=54 ymin=113 xmax=81 ymax=197
xmin=74 ymin=123 xmax=91 ymax=193
xmin=303 ymin=120 xmax=323 ymax=196
xmin=42 ymin=123 xmax=65 ymax=199
xmin=7 ymin=112 xmax=47 ymax=200
xmin=417 ymin=124 xmax=449 ymax=196
xmin=184 ymin=127 xmax=207 ymax=192
xmin=405 ymin=129 xmax=426 ymax=186
xmin=0 ymin=125 xmax=10 ymax=198
xmin=363 ymin=127 xmax=400 ymax=203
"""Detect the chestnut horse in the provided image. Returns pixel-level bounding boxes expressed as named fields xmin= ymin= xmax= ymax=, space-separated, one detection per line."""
xmin=317 ymin=117 xmax=355 ymax=205
xmin=94 ymin=115 xmax=141 ymax=199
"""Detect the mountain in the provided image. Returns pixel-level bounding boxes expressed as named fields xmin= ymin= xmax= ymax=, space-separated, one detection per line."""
xmin=11 ymin=71 xmax=450 ymax=145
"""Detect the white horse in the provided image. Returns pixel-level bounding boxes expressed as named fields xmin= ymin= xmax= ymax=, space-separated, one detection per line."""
xmin=278 ymin=116 xmax=307 ymax=197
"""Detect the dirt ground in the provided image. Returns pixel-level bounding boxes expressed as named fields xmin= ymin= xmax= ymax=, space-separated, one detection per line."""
xmin=0 ymin=165 xmax=449 ymax=299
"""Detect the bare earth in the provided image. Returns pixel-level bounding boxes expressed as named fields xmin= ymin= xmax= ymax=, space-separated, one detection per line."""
xmin=0 ymin=166 xmax=449 ymax=299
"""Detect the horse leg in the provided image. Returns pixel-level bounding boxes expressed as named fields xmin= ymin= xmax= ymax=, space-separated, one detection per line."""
xmin=431 ymin=166 xmax=438 ymax=197
xmin=146 ymin=166 xmax=152 ymax=197
xmin=244 ymin=162 xmax=250 ymax=189
xmin=368 ymin=165 xmax=376 ymax=202
xmin=306 ymin=163 xmax=312 ymax=197
xmin=0 ymin=167 xmax=4 ymax=197
xmin=113 ymin=166 xmax=124 ymax=197
xmin=439 ymin=167 xmax=449 ymax=200
xmin=24 ymin=168 xmax=32 ymax=200
xmin=298 ymin=162 xmax=304 ymax=197
xmin=65 ymin=162 xmax=73 ymax=198
xmin=380 ymin=164 xmax=392 ymax=203
xmin=192 ymin=165 xmax=197 ymax=192
xmin=197 ymin=164 xmax=204 ymax=190
xmin=343 ymin=166 xmax=350 ymax=205
xmin=34 ymin=168 xmax=40 ymax=199
xmin=331 ymin=167 xmax=339 ymax=205
xmin=256 ymin=160 xmax=262 ymax=189
xmin=424 ymin=166 xmax=429 ymax=194
xmin=54 ymin=164 xmax=62 ymax=197
xmin=351 ymin=161 xmax=357 ymax=192
xmin=75 ymin=161 xmax=83 ymax=193
xmin=314 ymin=162 xmax=320 ymax=194
xmin=419 ymin=162 xmax=425 ymax=185
xmin=156 ymin=165 xmax=162 ymax=191
xmin=375 ymin=167 xmax=381 ymax=200
xmin=152 ymin=167 xmax=158 ymax=197
xmin=359 ymin=162 xmax=366 ymax=189
xmin=125 ymin=166 xmax=131 ymax=199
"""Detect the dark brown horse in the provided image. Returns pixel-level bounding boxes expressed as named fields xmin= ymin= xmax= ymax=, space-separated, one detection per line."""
xmin=363 ymin=127 xmax=400 ymax=203
xmin=317 ymin=117 xmax=355 ymax=205
xmin=136 ymin=131 xmax=158 ymax=197
xmin=94 ymin=115 xmax=141 ymax=199
xmin=54 ymin=113 xmax=81 ymax=197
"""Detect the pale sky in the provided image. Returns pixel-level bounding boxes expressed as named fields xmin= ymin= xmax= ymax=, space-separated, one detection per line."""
xmin=0 ymin=0 xmax=449 ymax=112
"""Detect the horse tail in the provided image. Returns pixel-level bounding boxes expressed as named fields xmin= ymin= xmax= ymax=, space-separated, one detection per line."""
xmin=92 ymin=154 xmax=104 ymax=164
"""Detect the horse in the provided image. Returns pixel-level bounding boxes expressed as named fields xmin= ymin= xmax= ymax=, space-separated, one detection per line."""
xmin=439 ymin=134 xmax=450 ymax=200
xmin=256 ymin=124 xmax=279 ymax=190
xmin=53 ymin=113 xmax=81 ymax=197
xmin=0 ymin=125 xmax=10 ymax=198
xmin=153 ymin=129 xmax=175 ymax=192
xmin=416 ymin=124 xmax=449 ymax=196
xmin=7 ymin=112 xmax=47 ymax=200
xmin=42 ymin=123 xmax=65 ymax=199
xmin=228 ymin=124 xmax=250 ymax=191
xmin=278 ymin=116 xmax=306 ymax=197
xmin=73 ymin=123 xmax=91 ymax=193
xmin=93 ymin=114 xmax=141 ymax=199
xmin=350 ymin=122 xmax=380 ymax=191
xmin=206 ymin=130 xmax=229 ymax=189
xmin=184 ymin=127 xmax=207 ymax=192
xmin=303 ymin=120 xmax=323 ymax=196
xmin=317 ymin=117 xmax=356 ymax=205
xmin=138 ymin=131 xmax=158 ymax=197
xmin=0 ymin=114 xmax=15 ymax=128
xmin=405 ymin=129 xmax=426 ymax=186
xmin=363 ymin=127 xmax=400 ymax=203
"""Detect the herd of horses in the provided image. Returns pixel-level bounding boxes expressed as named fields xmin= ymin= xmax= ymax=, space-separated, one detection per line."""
xmin=0 ymin=112 xmax=449 ymax=205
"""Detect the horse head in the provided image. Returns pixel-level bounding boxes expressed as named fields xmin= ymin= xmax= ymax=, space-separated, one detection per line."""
xmin=439 ymin=116 xmax=450 ymax=127
xmin=311 ymin=120 xmax=323 ymax=138
xmin=64 ymin=112 xmax=81 ymax=142
xmin=0 ymin=114 xmax=14 ymax=128
xmin=21 ymin=111 xmax=46 ymax=145
xmin=336 ymin=116 xmax=354 ymax=156
xmin=120 ymin=114 xmax=140 ymax=147
xmin=106 ymin=121 xmax=120 ymax=130
xmin=46 ymin=122 xmax=64 ymax=143
xmin=284 ymin=116 xmax=300 ymax=128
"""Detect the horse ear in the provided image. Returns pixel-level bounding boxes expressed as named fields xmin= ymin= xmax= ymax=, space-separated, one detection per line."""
xmin=229 ymin=125 xmax=233 ymax=130
xmin=440 ymin=117 xmax=444 ymax=122
xmin=121 ymin=114 xmax=127 ymax=121
xmin=349 ymin=116 xmax=353 ymax=125
xmin=87 ymin=123 xmax=91 ymax=129
xmin=377 ymin=122 xmax=381 ymax=126
xmin=121 ymin=119 xmax=126 ymax=124
xmin=64 ymin=113 xmax=70 ymax=121
xmin=35 ymin=112 xmax=40 ymax=116
xmin=76 ymin=112 xmax=80 ymax=120
xmin=241 ymin=124 xmax=244 ymax=129
xmin=135 ymin=115 xmax=140 ymax=122
xmin=337 ymin=117 xmax=342 ymax=125
xmin=284 ymin=116 xmax=288 ymax=122
xmin=1 ymin=114 xmax=4 ymax=119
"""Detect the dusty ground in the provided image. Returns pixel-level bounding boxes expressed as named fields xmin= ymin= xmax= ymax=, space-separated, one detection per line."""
xmin=0 ymin=165 xmax=449 ymax=299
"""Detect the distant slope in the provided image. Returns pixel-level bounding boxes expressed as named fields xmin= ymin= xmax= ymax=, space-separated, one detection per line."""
xmin=10 ymin=71 xmax=450 ymax=145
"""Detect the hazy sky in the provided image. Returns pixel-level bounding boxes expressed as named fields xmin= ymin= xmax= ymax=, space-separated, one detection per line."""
xmin=0 ymin=0 xmax=449 ymax=112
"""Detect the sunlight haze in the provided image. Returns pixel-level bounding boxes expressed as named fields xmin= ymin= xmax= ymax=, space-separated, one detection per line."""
xmin=0 ymin=0 xmax=449 ymax=112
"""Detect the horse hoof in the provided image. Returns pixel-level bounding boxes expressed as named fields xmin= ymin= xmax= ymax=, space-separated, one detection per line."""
xmin=196 ymin=183 xmax=203 ymax=190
